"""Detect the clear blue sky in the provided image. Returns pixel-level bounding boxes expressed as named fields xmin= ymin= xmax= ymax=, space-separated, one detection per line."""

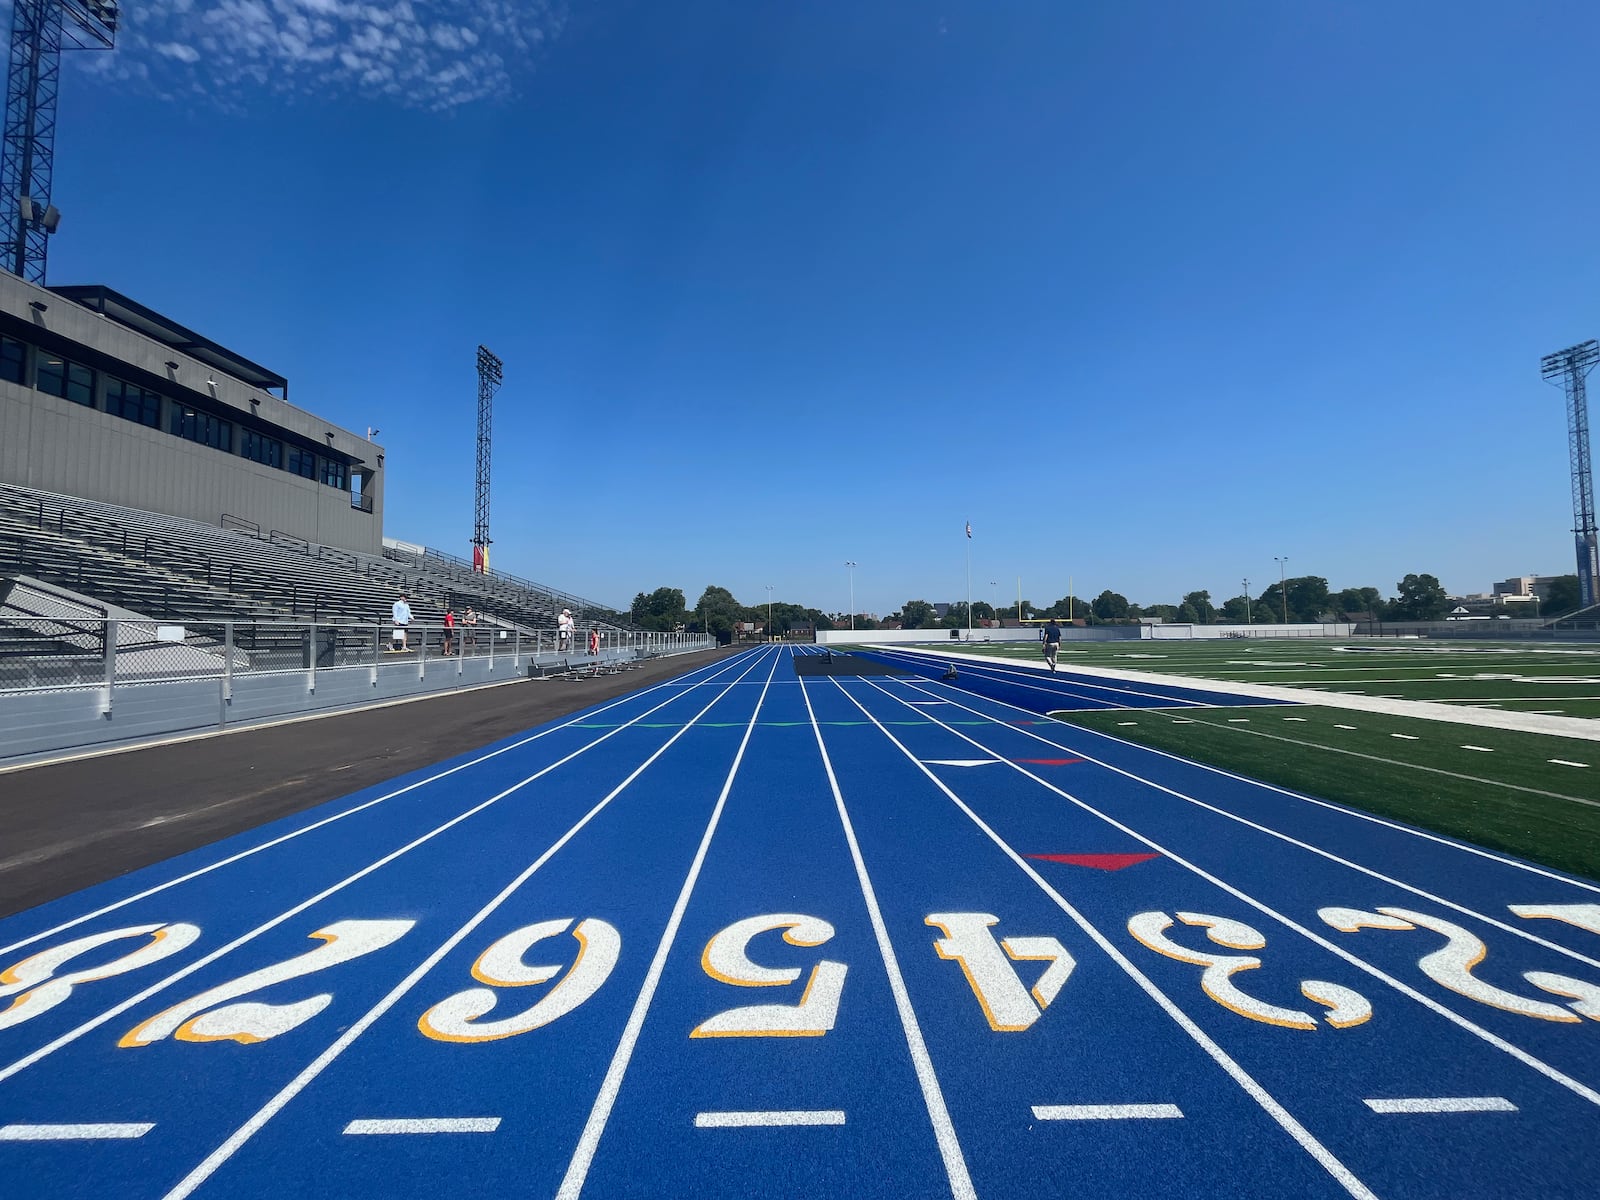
xmin=46 ymin=0 xmax=1600 ymax=617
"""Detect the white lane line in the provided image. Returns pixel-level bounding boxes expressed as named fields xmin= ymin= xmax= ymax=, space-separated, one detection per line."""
xmin=801 ymin=679 xmax=976 ymax=1200
xmin=1390 ymin=733 xmax=1420 ymax=740
xmin=1363 ymin=1097 xmax=1516 ymax=1115
xmin=694 ymin=1110 xmax=846 ymax=1128
xmin=343 ymin=1118 xmax=500 ymax=1135
xmin=1549 ymin=759 xmax=1589 ymax=768
xmin=162 ymin=651 xmax=784 ymax=1200
xmin=0 ymin=653 xmax=781 ymax=1088
xmin=1226 ymin=718 xmax=1249 ymax=723
xmin=1117 ymin=721 xmax=1138 ymax=726
xmin=0 ymin=1122 xmax=154 ymax=1140
xmin=0 ymin=648 xmax=762 ymax=962
xmin=875 ymin=681 xmax=1600 ymax=1104
xmin=1461 ymin=746 xmax=1495 ymax=753
xmin=1032 ymin=1104 xmax=1183 ymax=1121
xmin=553 ymin=655 xmax=783 ymax=1200
xmin=1334 ymin=724 xmax=1357 ymax=730
xmin=829 ymin=682 xmax=1376 ymax=1200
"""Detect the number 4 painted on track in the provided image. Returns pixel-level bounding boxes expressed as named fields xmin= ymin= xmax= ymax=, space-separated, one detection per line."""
xmin=926 ymin=913 xmax=1075 ymax=1032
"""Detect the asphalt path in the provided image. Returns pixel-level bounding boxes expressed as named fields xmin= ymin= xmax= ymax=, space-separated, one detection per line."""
xmin=1 ymin=645 xmax=1596 ymax=1198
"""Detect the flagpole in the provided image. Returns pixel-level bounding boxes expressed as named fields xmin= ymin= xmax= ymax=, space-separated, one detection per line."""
xmin=965 ymin=520 xmax=972 ymax=641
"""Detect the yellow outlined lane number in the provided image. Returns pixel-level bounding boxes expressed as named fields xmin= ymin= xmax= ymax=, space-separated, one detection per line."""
xmin=1128 ymin=911 xmax=1370 ymax=1030
xmin=119 ymin=919 xmax=414 ymax=1047
xmin=418 ymin=917 xmax=621 ymax=1043
xmin=0 ymin=923 xmax=201 ymax=1033
xmin=926 ymin=913 xmax=1075 ymax=1032
xmin=691 ymin=914 xmax=847 ymax=1038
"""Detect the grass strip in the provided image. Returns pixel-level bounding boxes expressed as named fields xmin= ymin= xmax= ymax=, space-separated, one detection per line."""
xmin=1053 ymin=705 xmax=1600 ymax=883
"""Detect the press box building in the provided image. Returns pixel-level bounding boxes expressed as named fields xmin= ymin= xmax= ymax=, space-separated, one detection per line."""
xmin=0 ymin=270 xmax=383 ymax=554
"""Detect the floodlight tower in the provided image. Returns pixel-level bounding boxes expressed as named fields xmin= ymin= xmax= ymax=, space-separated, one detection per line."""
xmin=1542 ymin=340 xmax=1600 ymax=608
xmin=471 ymin=345 xmax=502 ymax=573
xmin=0 ymin=1 xmax=117 ymax=284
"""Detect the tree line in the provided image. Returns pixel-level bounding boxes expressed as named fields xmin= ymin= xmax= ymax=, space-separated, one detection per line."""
xmin=633 ymin=574 xmax=1582 ymax=640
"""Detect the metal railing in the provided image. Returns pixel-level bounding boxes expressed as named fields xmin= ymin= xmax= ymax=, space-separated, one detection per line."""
xmin=0 ymin=613 xmax=715 ymax=696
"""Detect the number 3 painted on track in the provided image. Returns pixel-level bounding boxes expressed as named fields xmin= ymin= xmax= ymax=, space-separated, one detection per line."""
xmin=1129 ymin=911 xmax=1370 ymax=1030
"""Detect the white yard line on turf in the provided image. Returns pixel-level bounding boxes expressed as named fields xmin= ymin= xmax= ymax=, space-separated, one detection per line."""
xmin=0 ymin=649 xmax=763 ymax=962
xmin=554 ymin=652 xmax=784 ymax=1200
xmin=161 ymin=648 xmax=785 ymax=1200
xmin=854 ymin=677 xmax=1600 ymax=1106
xmin=800 ymin=676 xmax=976 ymax=1200
xmin=824 ymin=677 xmax=1379 ymax=1200
xmin=0 ymin=649 xmax=781 ymax=1087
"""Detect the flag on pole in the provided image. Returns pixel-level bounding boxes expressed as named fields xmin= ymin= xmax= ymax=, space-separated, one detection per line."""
xmin=965 ymin=521 xmax=972 ymax=539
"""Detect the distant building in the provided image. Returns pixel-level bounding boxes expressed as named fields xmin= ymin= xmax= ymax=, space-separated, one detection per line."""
xmin=1493 ymin=576 xmax=1563 ymax=600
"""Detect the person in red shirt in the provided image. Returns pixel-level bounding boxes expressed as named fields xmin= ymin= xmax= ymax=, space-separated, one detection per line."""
xmin=442 ymin=608 xmax=456 ymax=657
xmin=588 ymin=627 xmax=600 ymax=658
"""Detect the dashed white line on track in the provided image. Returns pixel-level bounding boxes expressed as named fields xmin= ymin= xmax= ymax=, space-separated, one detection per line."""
xmin=343 ymin=1118 xmax=500 ymax=1135
xmin=694 ymin=1111 xmax=846 ymax=1128
xmin=1031 ymin=1104 xmax=1183 ymax=1121
xmin=1334 ymin=724 xmax=1357 ymax=730
xmin=1390 ymin=733 xmax=1419 ymax=740
xmin=1549 ymin=759 xmax=1589 ymax=768
xmin=1363 ymin=1097 xmax=1516 ymax=1115
xmin=0 ymin=1123 xmax=154 ymax=1140
xmin=1461 ymin=746 xmax=1494 ymax=752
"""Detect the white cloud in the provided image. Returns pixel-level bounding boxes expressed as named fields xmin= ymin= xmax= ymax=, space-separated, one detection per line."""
xmin=63 ymin=0 xmax=565 ymax=110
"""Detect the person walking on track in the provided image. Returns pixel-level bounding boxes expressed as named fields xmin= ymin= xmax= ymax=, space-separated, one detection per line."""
xmin=1041 ymin=617 xmax=1062 ymax=671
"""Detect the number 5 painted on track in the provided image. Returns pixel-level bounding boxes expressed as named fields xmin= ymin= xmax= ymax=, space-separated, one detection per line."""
xmin=691 ymin=914 xmax=847 ymax=1038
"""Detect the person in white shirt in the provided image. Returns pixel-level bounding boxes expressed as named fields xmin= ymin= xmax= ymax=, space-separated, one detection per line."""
xmin=392 ymin=593 xmax=413 ymax=651
xmin=557 ymin=608 xmax=574 ymax=653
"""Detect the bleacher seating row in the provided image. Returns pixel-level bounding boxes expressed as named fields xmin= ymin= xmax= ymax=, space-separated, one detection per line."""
xmin=0 ymin=483 xmax=635 ymax=639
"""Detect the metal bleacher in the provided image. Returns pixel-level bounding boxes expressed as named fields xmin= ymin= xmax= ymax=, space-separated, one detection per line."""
xmin=0 ymin=483 xmax=634 ymax=639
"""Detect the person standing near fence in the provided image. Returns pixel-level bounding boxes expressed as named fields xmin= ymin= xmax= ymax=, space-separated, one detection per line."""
xmin=442 ymin=607 xmax=456 ymax=656
xmin=558 ymin=608 xmax=574 ymax=653
xmin=464 ymin=606 xmax=478 ymax=651
xmin=391 ymin=593 xmax=413 ymax=652
xmin=588 ymin=627 xmax=600 ymax=659
xmin=1041 ymin=617 xmax=1062 ymax=671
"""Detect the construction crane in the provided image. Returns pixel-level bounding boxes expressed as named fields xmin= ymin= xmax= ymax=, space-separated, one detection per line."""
xmin=1 ymin=0 xmax=118 ymax=284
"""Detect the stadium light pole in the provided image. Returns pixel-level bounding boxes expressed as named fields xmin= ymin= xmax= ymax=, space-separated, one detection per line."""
xmin=846 ymin=561 xmax=856 ymax=631
xmin=1243 ymin=578 xmax=1250 ymax=624
xmin=1274 ymin=557 xmax=1289 ymax=624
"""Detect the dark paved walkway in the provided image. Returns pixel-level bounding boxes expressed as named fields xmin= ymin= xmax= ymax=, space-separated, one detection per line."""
xmin=0 ymin=647 xmax=742 ymax=920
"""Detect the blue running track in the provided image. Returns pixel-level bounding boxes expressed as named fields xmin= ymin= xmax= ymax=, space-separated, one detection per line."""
xmin=1 ymin=645 xmax=1597 ymax=1198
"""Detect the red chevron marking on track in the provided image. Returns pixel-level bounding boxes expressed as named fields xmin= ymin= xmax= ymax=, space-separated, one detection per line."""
xmin=1027 ymin=853 xmax=1161 ymax=872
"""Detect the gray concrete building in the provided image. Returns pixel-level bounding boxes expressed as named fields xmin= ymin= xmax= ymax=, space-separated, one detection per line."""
xmin=0 ymin=271 xmax=383 ymax=554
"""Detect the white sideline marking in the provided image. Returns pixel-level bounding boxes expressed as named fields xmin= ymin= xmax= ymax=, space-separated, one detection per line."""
xmin=1390 ymin=733 xmax=1419 ymax=740
xmin=1549 ymin=759 xmax=1589 ymax=768
xmin=1032 ymin=1104 xmax=1183 ymax=1121
xmin=343 ymin=1118 xmax=500 ymax=1135
xmin=1461 ymin=746 xmax=1494 ymax=753
xmin=695 ymin=1110 xmax=845 ymax=1128
xmin=0 ymin=1123 xmax=154 ymax=1140
xmin=1363 ymin=1097 xmax=1516 ymax=1115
